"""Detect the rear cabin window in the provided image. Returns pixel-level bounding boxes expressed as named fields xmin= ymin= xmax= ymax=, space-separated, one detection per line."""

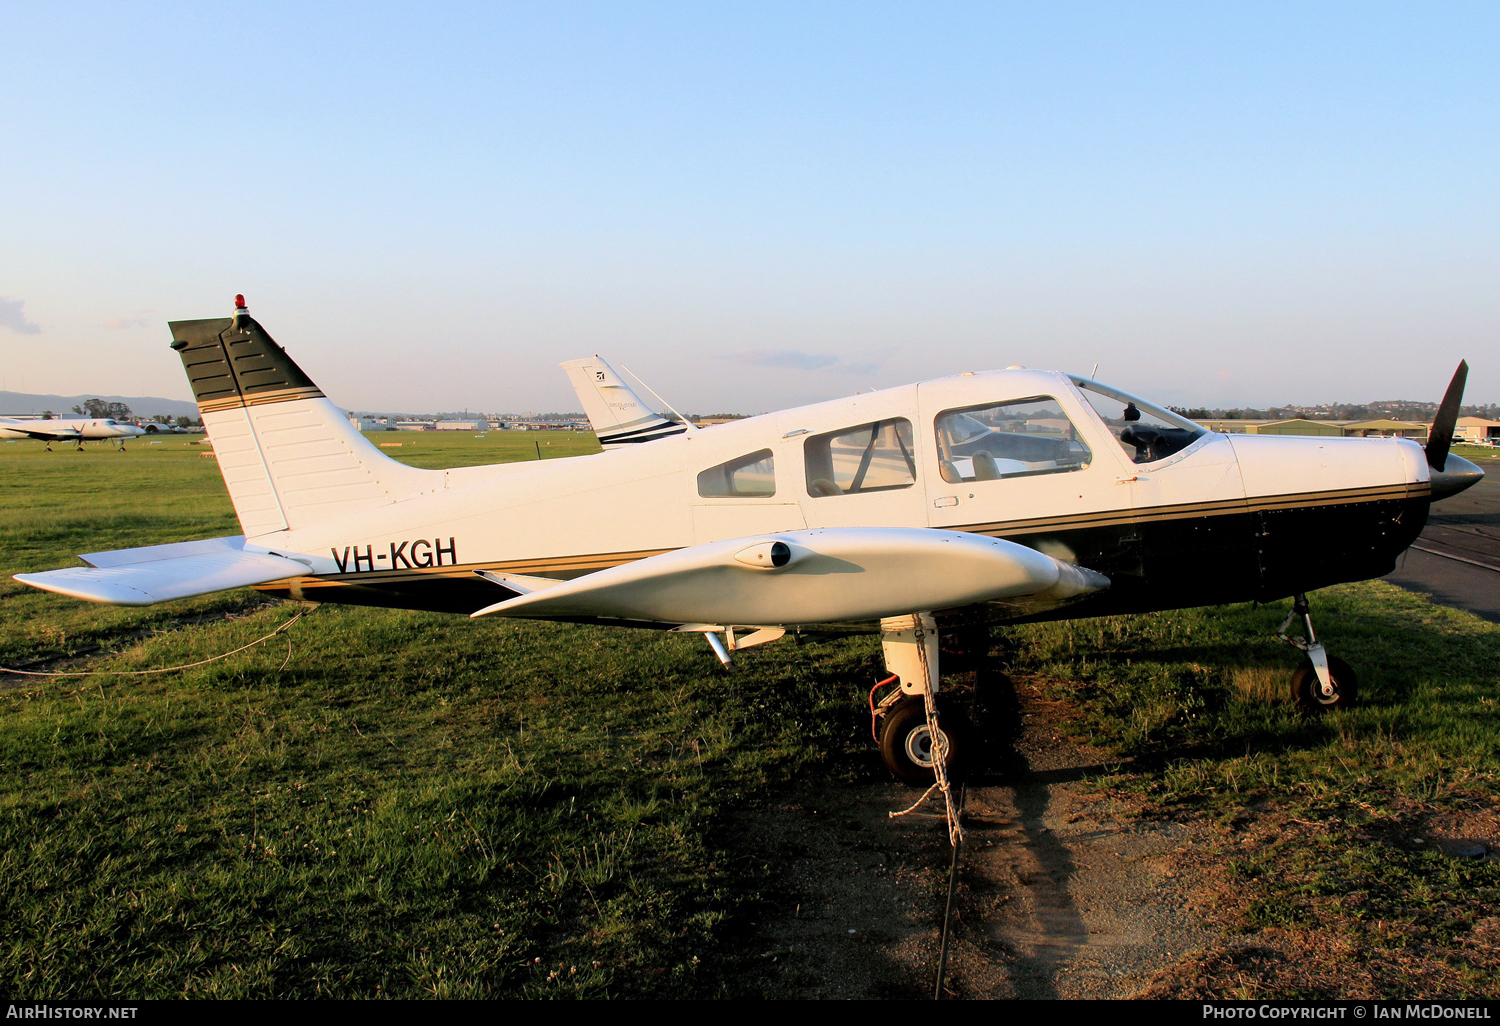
xmin=804 ymin=419 xmax=916 ymax=496
xmin=697 ymin=449 xmax=776 ymax=497
xmin=934 ymin=397 xmax=1092 ymax=483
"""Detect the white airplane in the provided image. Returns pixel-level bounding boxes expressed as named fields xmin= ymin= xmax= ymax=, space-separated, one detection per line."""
xmin=12 ymin=297 xmax=1484 ymax=782
xmin=0 ymin=415 xmax=146 ymax=450
xmin=560 ymin=355 xmax=689 ymax=448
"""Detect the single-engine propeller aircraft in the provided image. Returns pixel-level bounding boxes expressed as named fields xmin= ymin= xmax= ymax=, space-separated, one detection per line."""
xmin=0 ymin=415 xmax=145 ymax=451
xmin=13 ymin=297 xmax=1485 ymax=782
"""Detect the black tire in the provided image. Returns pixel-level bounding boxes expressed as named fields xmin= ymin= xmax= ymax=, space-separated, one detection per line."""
xmin=1291 ymin=655 xmax=1358 ymax=712
xmin=878 ymin=698 xmax=970 ymax=784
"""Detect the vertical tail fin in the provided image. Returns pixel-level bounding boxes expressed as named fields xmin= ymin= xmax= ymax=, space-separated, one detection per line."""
xmin=560 ymin=356 xmax=688 ymax=448
xmin=169 ymin=298 xmax=430 ymax=537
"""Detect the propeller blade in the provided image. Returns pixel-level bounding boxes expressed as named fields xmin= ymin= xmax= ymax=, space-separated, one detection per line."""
xmin=1425 ymin=360 xmax=1469 ymax=471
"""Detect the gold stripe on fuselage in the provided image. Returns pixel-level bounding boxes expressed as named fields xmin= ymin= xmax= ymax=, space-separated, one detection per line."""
xmin=957 ymin=482 xmax=1425 ymax=538
xmin=255 ymin=481 xmax=1427 ymax=594
xmin=266 ymin=547 xmax=678 ymax=591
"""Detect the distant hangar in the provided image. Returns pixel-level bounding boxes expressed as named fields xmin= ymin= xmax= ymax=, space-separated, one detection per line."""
xmin=1198 ymin=415 xmax=1498 ymax=442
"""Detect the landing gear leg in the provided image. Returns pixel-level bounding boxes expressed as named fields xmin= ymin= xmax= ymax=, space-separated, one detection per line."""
xmin=1277 ymin=593 xmax=1358 ymax=711
xmin=874 ymin=613 xmax=970 ymax=785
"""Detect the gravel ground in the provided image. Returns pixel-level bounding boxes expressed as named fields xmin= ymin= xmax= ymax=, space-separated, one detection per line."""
xmin=727 ymin=674 xmax=1220 ymax=999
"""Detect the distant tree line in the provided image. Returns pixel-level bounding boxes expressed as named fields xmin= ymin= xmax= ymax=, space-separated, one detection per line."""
xmin=51 ymin=399 xmax=197 ymax=428
xmin=70 ymin=399 xmax=133 ymax=420
xmin=1172 ymin=401 xmax=1500 ymax=423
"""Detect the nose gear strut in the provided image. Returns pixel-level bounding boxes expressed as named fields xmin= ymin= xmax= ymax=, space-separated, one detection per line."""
xmin=1277 ymin=593 xmax=1359 ymax=711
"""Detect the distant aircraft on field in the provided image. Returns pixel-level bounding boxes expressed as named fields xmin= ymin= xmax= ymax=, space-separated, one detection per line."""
xmin=0 ymin=416 xmax=145 ymax=450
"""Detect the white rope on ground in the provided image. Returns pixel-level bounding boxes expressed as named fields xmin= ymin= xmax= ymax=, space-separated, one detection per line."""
xmin=0 ymin=608 xmax=308 ymax=679
xmin=888 ymin=782 xmax=941 ymax=819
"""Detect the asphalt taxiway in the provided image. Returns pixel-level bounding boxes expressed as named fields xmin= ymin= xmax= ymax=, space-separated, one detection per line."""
xmin=1384 ymin=461 xmax=1500 ymax=623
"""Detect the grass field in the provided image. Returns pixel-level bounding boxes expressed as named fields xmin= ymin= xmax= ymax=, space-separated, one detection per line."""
xmin=2 ymin=431 xmax=1499 ymax=997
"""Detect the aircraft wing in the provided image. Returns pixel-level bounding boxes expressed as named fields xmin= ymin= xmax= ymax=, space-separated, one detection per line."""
xmin=472 ymin=527 xmax=1107 ymax=625
xmin=0 ymin=418 xmax=81 ymax=441
xmin=14 ymin=535 xmax=311 ymax=606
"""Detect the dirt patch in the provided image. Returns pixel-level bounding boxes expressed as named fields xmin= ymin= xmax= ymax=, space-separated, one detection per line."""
xmin=725 ymin=672 xmax=1222 ymax=998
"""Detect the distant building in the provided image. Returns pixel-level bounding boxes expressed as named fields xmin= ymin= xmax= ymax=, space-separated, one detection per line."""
xmin=1255 ymin=419 xmax=1349 ymax=437
xmin=1199 ymin=419 xmax=1272 ymax=435
xmin=395 ymin=421 xmax=433 ymax=431
xmin=1340 ymin=419 xmax=1428 ymax=440
xmin=1196 ymin=417 xmax=1429 ymax=440
xmin=436 ymin=420 xmax=484 ymax=431
xmin=1456 ymin=416 xmax=1500 ymax=442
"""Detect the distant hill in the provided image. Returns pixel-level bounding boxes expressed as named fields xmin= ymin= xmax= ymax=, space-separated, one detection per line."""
xmin=0 ymin=391 xmax=198 ymax=419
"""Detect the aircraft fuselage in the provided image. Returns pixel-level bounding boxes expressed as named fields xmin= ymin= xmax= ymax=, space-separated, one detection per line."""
xmin=234 ymin=369 xmax=1430 ymax=626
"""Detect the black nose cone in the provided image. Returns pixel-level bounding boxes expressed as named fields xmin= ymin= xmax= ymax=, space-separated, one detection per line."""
xmin=1429 ymin=453 xmax=1485 ymax=501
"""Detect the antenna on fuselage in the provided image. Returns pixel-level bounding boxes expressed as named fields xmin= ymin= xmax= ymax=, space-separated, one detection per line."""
xmin=1091 ymin=363 xmax=1099 ymax=379
xmin=620 ymin=364 xmax=699 ymax=432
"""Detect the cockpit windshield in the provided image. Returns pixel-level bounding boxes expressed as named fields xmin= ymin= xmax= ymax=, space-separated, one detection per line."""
xmin=1069 ymin=377 xmax=1207 ymax=465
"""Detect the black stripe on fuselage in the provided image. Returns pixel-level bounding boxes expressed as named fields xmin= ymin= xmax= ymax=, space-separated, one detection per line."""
xmin=253 ymin=487 xmax=1430 ymax=621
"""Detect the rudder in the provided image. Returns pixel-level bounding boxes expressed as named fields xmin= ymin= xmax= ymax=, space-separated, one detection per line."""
xmin=170 ymin=297 xmax=430 ymax=537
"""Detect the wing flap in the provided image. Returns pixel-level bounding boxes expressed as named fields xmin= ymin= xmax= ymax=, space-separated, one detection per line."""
xmin=80 ymin=535 xmax=249 ymax=568
xmin=16 ymin=541 xmax=310 ymax=606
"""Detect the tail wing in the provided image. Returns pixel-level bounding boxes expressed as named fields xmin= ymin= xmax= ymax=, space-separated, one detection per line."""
xmin=15 ymin=535 xmax=308 ymax=605
xmin=560 ymin=356 xmax=687 ymax=448
xmin=170 ymin=297 xmax=431 ymax=537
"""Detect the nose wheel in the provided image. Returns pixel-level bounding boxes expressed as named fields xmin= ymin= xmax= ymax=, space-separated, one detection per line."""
xmin=1291 ymin=653 xmax=1358 ymax=711
xmin=1278 ymin=593 xmax=1358 ymax=712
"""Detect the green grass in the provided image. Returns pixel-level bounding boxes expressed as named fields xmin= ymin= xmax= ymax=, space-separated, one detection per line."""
xmin=1002 ymin=588 xmax=1500 ymax=996
xmin=0 ymin=431 xmax=882 ymax=998
xmin=2 ymin=430 xmax=1499 ymax=997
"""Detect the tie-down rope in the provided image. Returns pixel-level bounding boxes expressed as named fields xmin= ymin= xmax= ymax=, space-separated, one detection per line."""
xmin=1 ymin=608 xmax=308 ymax=679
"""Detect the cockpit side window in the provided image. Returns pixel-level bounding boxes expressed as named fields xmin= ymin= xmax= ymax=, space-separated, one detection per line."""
xmin=804 ymin=419 xmax=916 ymax=496
xmin=1070 ymin=378 xmax=1207 ymax=465
xmin=698 ymin=449 xmax=776 ymax=497
xmin=933 ymin=397 xmax=1092 ymax=484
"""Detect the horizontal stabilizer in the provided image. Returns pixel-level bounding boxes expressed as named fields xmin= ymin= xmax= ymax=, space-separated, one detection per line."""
xmin=15 ymin=536 xmax=311 ymax=606
xmin=471 ymin=527 xmax=1108 ymax=625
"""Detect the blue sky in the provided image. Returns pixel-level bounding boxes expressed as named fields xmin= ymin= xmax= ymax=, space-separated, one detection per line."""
xmin=1 ymin=2 xmax=1497 ymax=413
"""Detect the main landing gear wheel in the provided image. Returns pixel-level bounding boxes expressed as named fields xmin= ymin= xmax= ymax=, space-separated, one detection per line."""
xmin=879 ymin=698 xmax=971 ymax=784
xmin=1291 ymin=655 xmax=1358 ymax=712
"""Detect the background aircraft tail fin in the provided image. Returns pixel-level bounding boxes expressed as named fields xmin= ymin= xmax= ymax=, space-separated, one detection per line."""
xmin=169 ymin=297 xmax=430 ymax=538
xmin=560 ymin=355 xmax=688 ymax=448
